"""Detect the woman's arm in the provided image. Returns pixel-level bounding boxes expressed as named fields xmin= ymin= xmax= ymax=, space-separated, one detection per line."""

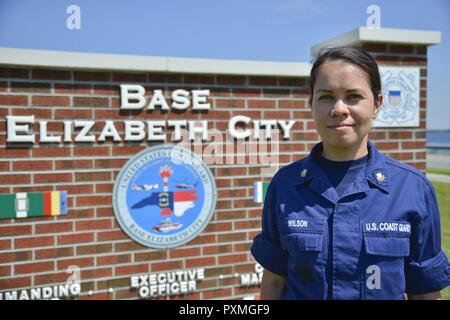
xmin=260 ymin=268 xmax=287 ymax=300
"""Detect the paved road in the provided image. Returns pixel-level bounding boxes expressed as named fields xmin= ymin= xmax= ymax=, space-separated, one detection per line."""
xmin=427 ymin=153 xmax=450 ymax=170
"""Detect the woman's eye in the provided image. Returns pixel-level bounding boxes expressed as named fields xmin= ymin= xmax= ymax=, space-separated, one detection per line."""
xmin=318 ymin=95 xmax=333 ymax=101
xmin=348 ymin=94 xmax=362 ymax=100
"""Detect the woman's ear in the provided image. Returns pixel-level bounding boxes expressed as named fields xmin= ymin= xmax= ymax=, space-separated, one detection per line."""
xmin=373 ymin=93 xmax=383 ymax=119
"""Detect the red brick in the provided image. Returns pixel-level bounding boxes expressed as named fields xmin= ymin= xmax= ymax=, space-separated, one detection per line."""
xmin=34 ymin=172 xmax=72 ymax=183
xmin=416 ymin=46 xmax=427 ymax=55
xmin=0 ymin=239 xmax=12 ymax=250
xmin=32 ymin=147 xmax=71 ymax=157
xmin=279 ymin=100 xmax=306 ymax=109
xmin=0 ymin=277 xmax=32 ymax=290
xmin=279 ymin=78 xmax=306 ymax=86
xmin=73 ymin=97 xmax=109 ymax=107
xmin=185 ymin=256 xmax=216 ymax=268
xmin=0 ymin=173 xmax=31 ymax=184
xmin=218 ymin=253 xmax=248 ymax=264
xmin=0 ymin=161 xmax=10 ymax=171
xmin=0 ymin=81 xmax=7 ymax=92
xmin=54 ymin=109 xmax=93 ymax=119
xmin=57 ymin=232 xmax=95 ymax=245
xmin=361 ymin=43 xmax=387 ymax=53
xmin=76 ymin=243 xmax=113 ymax=255
xmin=134 ymin=251 xmax=168 ymax=262
xmin=32 ymin=69 xmax=71 ymax=80
xmin=402 ymin=141 xmax=426 ymax=149
xmin=115 ymin=264 xmax=149 ymax=276
xmin=169 ymin=247 xmax=201 ymax=259
xmin=14 ymin=236 xmax=55 ymax=249
xmin=111 ymin=145 xmax=145 ymax=156
xmin=32 ymin=95 xmax=70 ymax=106
xmin=13 ymin=160 xmax=52 ymax=171
xmin=248 ymin=99 xmax=276 ymax=109
xmin=75 ymin=219 xmax=112 ymax=231
xmin=97 ymin=254 xmax=131 ymax=266
xmin=93 ymin=85 xmax=120 ymax=96
xmin=76 ymin=195 xmax=112 ymax=206
xmin=369 ymin=131 xmax=387 ymax=140
xmin=74 ymin=146 xmax=109 ymax=156
xmin=218 ymin=232 xmax=247 ymax=242
xmin=389 ymin=45 xmax=414 ymax=54
xmin=10 ymin=82 xmax=52 ymax=93
xmin=387 ymin=152 xmax=413 ymax=161
xmin=55 ymin=159 xmax=93 ymax=170
xmin=0 ymin=265 xmax=11 ymax=277
xmin=374 ymin=141 xmax=399 ymax=150
xmin=35 ymin=247 xmax=74 ymax=260
xmin=81 ymin=267 xmax=113 ymax=280
xmin=15 ymin=261 xmax=54 ymax=274
xmin=96 ymin=207 xmax=114 ymax=218
xmin=215 ymin=99 xmax=245 ymax=108
xmin=95 ymin=183 xmax=113 ymax=193
xmin=112 ymin=72 xmax=147 ymax=82
xmin=57 ymin=257 xmax=95 ymax=270
xmin=402 ymin=56 xmax=427 ymax=65
xmin=35 ymin=222 xmax=73 ymax=234
xmin=75 ymin=171 xmax=111 ymax=182
xmin=217 ymin=76 xmax=246 ymax=85
xmin=388 ymin=131 xmax=412 ymax=139
xmin=183 ymin=75 xmax=215 ymax=84
xmin=73 ymin=71 xmax=111 ymax=82
xmin=114 ymin=240 xmax=147 ymax=252
xmin=54 ymin=83 xmax=92 ymax=94
xmin=249 ymin=77 xmax=277 ymax=86
xmin=93 ymin=109 xmax=126 ymax=119
xmin=0 ymin=250 xmax=32 ymax=263
xmin=0 ymin=68 xmax=29 ymax=79
xmin=232 ymin=88 xmax=261 ymax=97
xmin=203 ymin=288 xmax=232 ymax=300
xmin=235 ymin=220 xmax=259 ymax=230
xmin=151 ymin=260 xmax=183 ymax=272
xmin=0 ymin=94 xmax=28 ymax=105
xmin=34 ymin=271 xmax=69 ymax=285
xmin=0 ymin=151 xmax=26 ymax=159
xmin=374 ymin=55 xmax=401 ymax=64
xmin=97 ymin=230 xmax=128 ymax=241
xmin=203 ymin=244 xmax=233 ymax=255
xmin=293 ymin=110 xmax=313 ymax=119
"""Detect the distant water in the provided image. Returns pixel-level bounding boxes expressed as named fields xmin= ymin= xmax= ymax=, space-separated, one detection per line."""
xmin=427 ymin=130 xmax=450 ymax=153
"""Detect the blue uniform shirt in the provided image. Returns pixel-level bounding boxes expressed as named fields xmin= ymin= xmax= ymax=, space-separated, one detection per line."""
xmin=251 ymin=141 xmax=450 ymax=299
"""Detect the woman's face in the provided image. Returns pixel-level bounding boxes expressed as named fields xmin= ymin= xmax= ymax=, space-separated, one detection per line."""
xmin=310 ymin=60 xmax=383 ymax=151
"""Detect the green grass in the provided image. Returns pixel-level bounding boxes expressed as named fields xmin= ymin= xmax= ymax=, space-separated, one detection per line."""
xmin=427 ymin=168 xmax=450 ymax=176
xmin=433 ymin=181 xmax=450 ymax=300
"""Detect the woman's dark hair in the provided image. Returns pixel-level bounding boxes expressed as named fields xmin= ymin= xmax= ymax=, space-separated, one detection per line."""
xmin=309 ymin=46 xmax=381 ymax=104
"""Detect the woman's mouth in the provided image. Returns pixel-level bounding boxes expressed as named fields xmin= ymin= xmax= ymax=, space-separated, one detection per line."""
xmin=327 ymin=123 xmax=356 ymax=130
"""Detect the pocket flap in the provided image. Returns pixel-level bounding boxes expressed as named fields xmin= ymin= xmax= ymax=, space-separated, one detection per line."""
xmin=280 ymin=233 xmax=323 ymax=252
xmin=364 ymin=235 xmax=410 ymax=257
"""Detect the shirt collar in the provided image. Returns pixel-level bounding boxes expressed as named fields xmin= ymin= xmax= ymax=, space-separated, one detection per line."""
xmin=293 ymin=140 xmax=390 ymax=194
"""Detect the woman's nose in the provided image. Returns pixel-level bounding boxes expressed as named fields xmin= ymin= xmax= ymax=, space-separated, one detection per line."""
xmin=330 ymin=99 xmax=350 ymax=117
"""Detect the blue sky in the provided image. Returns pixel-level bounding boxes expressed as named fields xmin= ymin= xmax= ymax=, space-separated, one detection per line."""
xmin=0 ymin=0 xmax=449 ymax=129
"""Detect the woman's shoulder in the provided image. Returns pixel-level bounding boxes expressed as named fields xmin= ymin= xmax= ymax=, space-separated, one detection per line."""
xmin=381 ymin=154 xmax=433 ymax=189
xmin=270 ymin=156 xmax=309 ymax=184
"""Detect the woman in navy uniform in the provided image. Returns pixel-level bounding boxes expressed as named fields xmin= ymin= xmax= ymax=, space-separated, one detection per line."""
xmin=251 ymin=47 xmax=450 ymax=300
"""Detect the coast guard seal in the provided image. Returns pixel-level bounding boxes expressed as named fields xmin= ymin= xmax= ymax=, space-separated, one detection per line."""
xmin=374 ymin=66 xmax=420 ymax=127
xmin=113 ymin=145 xmax=217 ymax=249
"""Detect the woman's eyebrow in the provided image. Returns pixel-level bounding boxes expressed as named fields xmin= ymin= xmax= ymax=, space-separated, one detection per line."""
xmin=315 ymin=88 xmax=365 ymax=93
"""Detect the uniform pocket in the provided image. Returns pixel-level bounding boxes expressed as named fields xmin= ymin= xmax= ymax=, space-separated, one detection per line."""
xmin=364 ymin=236 xmax=410 ymax=257
xmin=362 ymin=234 xmax=410 ymax=300
xmin=278 ymin=215 xmax=326 ymax=299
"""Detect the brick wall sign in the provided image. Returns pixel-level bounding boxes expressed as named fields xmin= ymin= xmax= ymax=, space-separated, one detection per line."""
xmin=0 ymin=27 xmax=441 ymax=299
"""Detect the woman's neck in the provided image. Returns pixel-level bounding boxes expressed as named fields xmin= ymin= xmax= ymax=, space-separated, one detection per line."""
xmin=321 ymin=138 xmax=369 ymax=162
